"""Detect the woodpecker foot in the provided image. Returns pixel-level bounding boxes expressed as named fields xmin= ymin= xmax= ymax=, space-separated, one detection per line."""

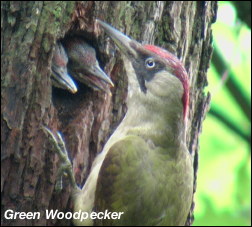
xmin=42 ymin=126 xmax=78 ymax=191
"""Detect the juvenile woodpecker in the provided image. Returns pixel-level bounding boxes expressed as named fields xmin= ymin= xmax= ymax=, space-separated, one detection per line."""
xmin=63 ymin=37 xmax=114 ymax=91
xmin=51 ymin=42 xmax=78 ymax=94
xmin=44 ymin=20 xmax=193 ymax=226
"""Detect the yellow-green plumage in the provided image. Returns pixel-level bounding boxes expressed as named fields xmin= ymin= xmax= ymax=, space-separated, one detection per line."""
xmin=95 ymin=135 xmax=193 ymax=226
xmin=71 ymin=20 xmax=193 ymax=226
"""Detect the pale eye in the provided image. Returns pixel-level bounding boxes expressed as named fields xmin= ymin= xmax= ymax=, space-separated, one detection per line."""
xmin=145 ymin=58 xmax=155 ymax=69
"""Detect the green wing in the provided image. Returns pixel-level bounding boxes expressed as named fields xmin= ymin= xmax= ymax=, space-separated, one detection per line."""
xmin=94 ymin=135 xmax=193 ymax=226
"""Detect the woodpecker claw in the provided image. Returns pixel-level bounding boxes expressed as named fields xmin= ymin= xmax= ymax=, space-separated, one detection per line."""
xmin=42 ymin=126 xmax=77 ymax=190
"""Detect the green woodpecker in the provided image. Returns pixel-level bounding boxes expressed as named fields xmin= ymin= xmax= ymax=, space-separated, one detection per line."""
xmin=44 ymin=20 xmax=193 ymax=226
xmin=51 ymin=42 xmax=78 ymax=94
xmin=64 ymin=37 xmax=114 ymax=92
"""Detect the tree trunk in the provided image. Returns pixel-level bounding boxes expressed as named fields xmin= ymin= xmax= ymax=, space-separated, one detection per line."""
xmin=1 ymin=1 xmax=216 ymax=226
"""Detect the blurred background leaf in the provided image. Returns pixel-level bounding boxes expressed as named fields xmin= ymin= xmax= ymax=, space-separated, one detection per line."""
xmin=193 ymin=1 xmax=251 ymax=226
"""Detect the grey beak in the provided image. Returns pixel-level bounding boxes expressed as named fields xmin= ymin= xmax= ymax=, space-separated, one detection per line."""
xmin=96 ymin=19 xmax=138 ymax=59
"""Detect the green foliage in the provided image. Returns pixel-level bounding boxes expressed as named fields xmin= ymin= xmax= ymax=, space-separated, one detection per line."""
xmin=193 ymin=2 xmax=251 ymax=226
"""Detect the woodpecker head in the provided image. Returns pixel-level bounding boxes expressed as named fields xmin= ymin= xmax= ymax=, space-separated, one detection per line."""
xmin=97 ymin=20 xmax=189 ymax=121
xmin=64 ymin=37 xmax=114 ymax=92
xmin=51 ymin=42 xmax=78 ymax=94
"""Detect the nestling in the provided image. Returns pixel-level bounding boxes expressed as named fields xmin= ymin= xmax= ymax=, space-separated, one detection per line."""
xmin=51 ymin=42 xmax=78 ymax=94
xmin=63 ymin=37 xmax=114 ymax=92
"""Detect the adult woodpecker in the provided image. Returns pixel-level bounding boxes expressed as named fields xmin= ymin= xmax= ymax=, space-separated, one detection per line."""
xmin=63 ymin=37 xmax=114 ymax=91
xmin=44 ymin=20 xmax=193 ymax=226
xmin=51 ymin=42 xmax=78 ymax=94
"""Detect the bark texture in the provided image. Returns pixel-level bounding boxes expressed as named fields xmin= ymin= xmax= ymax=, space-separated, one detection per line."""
xmin=1 ymin=1 xmax=217 ymax=226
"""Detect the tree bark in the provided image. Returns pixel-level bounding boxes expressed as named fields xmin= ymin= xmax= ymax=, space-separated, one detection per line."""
xmin=1 ymin=1 xmax=217 ymax=226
